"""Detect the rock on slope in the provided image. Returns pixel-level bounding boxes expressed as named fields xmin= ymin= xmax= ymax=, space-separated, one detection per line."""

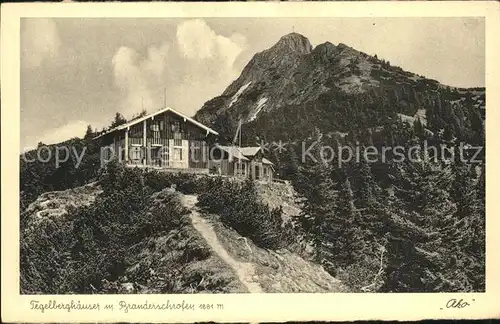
xmin=255 ymin=180 xmax=302 ymax=220
xmin=21 ymin=182 xmax=102 ymax=227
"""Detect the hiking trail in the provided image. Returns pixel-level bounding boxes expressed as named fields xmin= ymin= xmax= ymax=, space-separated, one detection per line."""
xmin=180 ymin=194 xmax=263 ymax=293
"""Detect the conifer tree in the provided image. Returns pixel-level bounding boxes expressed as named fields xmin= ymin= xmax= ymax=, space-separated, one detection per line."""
xmin=475 ymin=166 xmax=486 ymax=291
xmin=84 ymin=125 xmax=95 ymax=140
xmin=382 ymin=156 xmax=460 ymax=292
xmin=450 ymin=161 xmax=485 ymax=291
xmin=110 ymin=112 xmax=127 ymax=129
xmin=353 ymin=158 xmax=386 ymax=242
xmin=310 ymin=163 xmax=338 ymax=270
xmin=326 ymin=178 xmax=366 ymax=268
xmin=451 ymin=161 xmax=481 ymax=249
xmin=356 ymin=158 xmax=377 ymax=207
xmin=413 ymin=118 xmax=425 ymax=138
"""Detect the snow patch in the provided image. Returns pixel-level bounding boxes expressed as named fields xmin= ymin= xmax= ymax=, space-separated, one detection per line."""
xmin=249 ymin=97 xmax=268 ymax=121
xmin=398 ymin=109 xmax=427 ymax=126
xmin=229 ymin=82 xmax=252 ymax=108
xmin=338 ymin=75 xmax=364 ymax=93
xmin=397 ymin=113 xmax=415 ymax=125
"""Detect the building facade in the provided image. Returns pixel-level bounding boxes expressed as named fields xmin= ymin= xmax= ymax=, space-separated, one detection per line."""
xmin=95 ymin=107 xmax=219 ymax=173
xmin=209 ymin=145 xmax=274 ymax=182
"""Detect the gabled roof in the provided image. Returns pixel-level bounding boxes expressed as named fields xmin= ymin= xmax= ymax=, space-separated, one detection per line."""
xmin=238 ymin=147 xmax=261 ymax=156
xmin=216 ymin=145 xmax=250 ymax=161
xmin=216 ymin=145 xmax=274 ymax=165
xmin=94 ymin=106 xmax=219 ymax=139
xmin=262 ymin=157 xmax=274 ymax=166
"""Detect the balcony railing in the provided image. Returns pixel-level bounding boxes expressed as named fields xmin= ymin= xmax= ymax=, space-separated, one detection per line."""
xmin=129 ymin=137 xmax=143 ymax=145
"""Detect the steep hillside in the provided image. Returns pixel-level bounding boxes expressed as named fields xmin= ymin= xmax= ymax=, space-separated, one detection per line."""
xmin=21 ymin=169 xmax=346 ymax=294
xmin=20 ymin=134 xmax=102 ymax=211
xmin=195 ymin=33 xmax=312 ymax=126
xmin=181 ymin=194 xmax=346 ymax=293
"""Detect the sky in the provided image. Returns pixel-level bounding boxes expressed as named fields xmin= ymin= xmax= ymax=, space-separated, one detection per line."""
xmin=20 ymin=17 xmax=484 ymax=150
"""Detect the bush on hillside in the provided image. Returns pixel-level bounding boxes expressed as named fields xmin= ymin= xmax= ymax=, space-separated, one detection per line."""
xmin=197 ymin=178 xmax=286 ymax=250
xmin=143 ymin=170 xmax=212 ymax=194
xmin=20 ymin=135 xmax=102 ymax=211
xmin=20 ymin=161 xmax=193 ymax=294
xmin=197 ymin=177 xmax=240 ymax=213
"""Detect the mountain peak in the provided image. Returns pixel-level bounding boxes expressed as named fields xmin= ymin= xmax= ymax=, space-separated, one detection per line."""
xmin=314 ymin=41 xmax=337 ymax=52
xmin=309 ymin=41 xmax=340 ymax=62
xmin=220 ymin=32 xmax=312 ymax=97
xmin=280 ymin=32 xmax=307 ymax=40
xmin=270 ymin=32 xmax=313 ymax=55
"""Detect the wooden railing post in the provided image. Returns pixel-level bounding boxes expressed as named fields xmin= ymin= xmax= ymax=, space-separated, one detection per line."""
xmin=124 ymin=128 xmax=129 ymax=163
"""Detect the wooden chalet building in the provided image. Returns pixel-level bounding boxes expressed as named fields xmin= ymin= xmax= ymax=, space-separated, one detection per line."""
xmin=95 ymin=107 xmax=219 ymax=173
xmin=210 ymin=145 xmax=274 ymax=182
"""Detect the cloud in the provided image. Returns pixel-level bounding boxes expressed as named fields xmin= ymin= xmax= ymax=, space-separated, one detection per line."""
xmin=110 ymin=19 xmax=247 ymax=118
xmin=24 ymin=120 xmax=89 ymax=149
xmin=22 ymin=19 xmax=61 ymax=69
xmin=176 ymin=19 xmax=246 ymax=68
xmin=111 ymin=44 xmax=170 ymax=116
xmin=170 ymin=21 xmax=247 ymax=115
xmin=142 ymin=43 xmax=171 ymax=78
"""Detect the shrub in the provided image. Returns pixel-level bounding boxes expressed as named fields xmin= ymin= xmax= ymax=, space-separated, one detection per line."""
xmin=143 ymin=171 xmax=213 ymax=195
xmin=143 ymin=170 xmax=173 ymax=192
xmin=20 ymin=218 xmax=77 ymax=294
xmin=197 ymin=177 xmax=239 ymax=213
xmin=197 ymin=178 xmax=287 ymax=250
xmin=21 ymin=162 xmax=192 ymax=294
xmin=335 ymin=251 xmax=386 ymax=292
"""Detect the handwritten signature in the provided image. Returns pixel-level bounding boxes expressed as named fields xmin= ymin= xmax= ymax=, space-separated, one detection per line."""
xmin=441 ymin=298 xmax=475 ymax=310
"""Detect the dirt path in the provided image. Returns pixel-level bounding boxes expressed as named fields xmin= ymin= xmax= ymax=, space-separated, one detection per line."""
xmin=180 ymin=194 xmax=263 ymax=293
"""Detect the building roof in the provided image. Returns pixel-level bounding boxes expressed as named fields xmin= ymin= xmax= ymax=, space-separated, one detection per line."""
xmin=216 ymin=145 xmax=250 ymax=161
xmin=216 ymin=145 xmax=274 ymax=166
xmin=238 ymin=147 xmax=261 ymax=156
xmin=262 ymin=157 xmax=274 ymax=166
xmin=94 ymin=106 xmax=219 ymax=139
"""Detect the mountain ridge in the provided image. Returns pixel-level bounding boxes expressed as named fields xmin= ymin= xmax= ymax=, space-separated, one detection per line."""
xmin=194 ymin=32 xmax=485 ymax=145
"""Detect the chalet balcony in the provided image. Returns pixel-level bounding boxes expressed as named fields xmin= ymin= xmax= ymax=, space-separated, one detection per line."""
xmin=124 ymin=161 xmax=209 ymax=174
xmin=129 ymin=137 xmax=143 ymax=146
xmin=128 ymin=137 xmax=168 ymax=146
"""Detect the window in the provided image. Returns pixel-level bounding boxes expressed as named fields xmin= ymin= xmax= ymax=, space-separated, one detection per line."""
xmin=191 ymin=141 xmax=204 ymax=163
xmin=150 ymin=123 xmax=159 ymax=132
xmin=150 ymin=122 xmax=161 ymax=144
xmin=130 ymin=147 xmax=142 ymax=161
xmin=236 ymin=162 xmax=244 ymax=176
xmin=174 ymin=132 xmax=182 ymax=146
xmin=171 ymin=121 xmax=180 ymax=133
xmin=173 ymin=147 xmax=183 ymax=161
